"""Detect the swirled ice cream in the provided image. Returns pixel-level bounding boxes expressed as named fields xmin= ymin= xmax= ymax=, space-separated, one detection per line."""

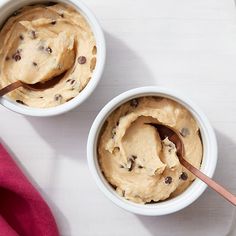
xmin=98 ymin=97 xmax=203 ymax=204
xmin=0 ymin=3 xmax=96 ymax=108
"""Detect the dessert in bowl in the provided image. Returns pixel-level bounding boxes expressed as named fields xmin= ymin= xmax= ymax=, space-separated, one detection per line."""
xmin=87 ymin=87 xmax=217 ymax=215
xmin=0 ymin=0 xmax=105 ymax=116
xmin=98 ymin=96 xmax=203 ymax=204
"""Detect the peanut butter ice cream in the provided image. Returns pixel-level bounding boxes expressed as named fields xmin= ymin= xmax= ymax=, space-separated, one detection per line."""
xmin=98 ymin=97 xmax=203 ymax=204
xmin=0 ymin=3 xmax=96 ymax=108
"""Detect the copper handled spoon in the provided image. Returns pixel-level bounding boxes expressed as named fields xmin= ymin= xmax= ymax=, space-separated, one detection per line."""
xmin=0 ymin=72 xmax=66 ymax=97
xmin=150 ymin=123 xmax=236 ymax=206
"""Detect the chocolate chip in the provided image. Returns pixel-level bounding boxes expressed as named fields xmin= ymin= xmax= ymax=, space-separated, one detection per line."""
xmin=51 ymin=20 xmax=57 ymax=25
xmin=128 ymin=158 xmax=135 ymax=171
xmin=40 ymin=96 xmax=44 ymax=99
xmin=32 ymin=62 xmax=37 ymax=66
xmin=164 ymin=176 xmax=172 ymax=184
xmin=19 ymin=35 xmax=24 ymax=40
xmin=60 ymin=13 xmax=64 ymax=18
xmin=15 ymin=55 xmax=21 ymax=61
xmin=66 ymin=79 xmax=71 ymax=83
xmin=78 ymin=56 xmax=87 ymax=64
xmin=16 ymin=100 xmax=25 ymax=105
xmin=12 ymin=52 xmax=21 ymax=62
xmin=5 ymin=56 xmax=10 ymax=61
xmin=54 ymin=94 xmax=62 ymax=101
xmin=180 ymin=128 xmax=190 ymax=137
xmin=70 ymin=79 xmax=76 ymax=85
xmin=120 ymin=165 xmax=125 ymax=169
xmin=138 ymin=165 xmax=143 ymax=169
xmin=30 ymin=30 xmax=37 ymax=39
xmin=180 ymin=172 xmax=188 ymax=181
xmin=46 ymin=47 xmax=52 ymax=54
xmin=130 ymin=99 xmax=139 ymax=108
xmin=92 ymin=46 xmax=97 ymax=55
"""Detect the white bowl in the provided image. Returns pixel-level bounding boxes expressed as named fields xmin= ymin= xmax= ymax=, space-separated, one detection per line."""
xmin=87 ymin=86 xmax=218 ymax=216
xmin=0 ymin=0 xmax=106 ymax=117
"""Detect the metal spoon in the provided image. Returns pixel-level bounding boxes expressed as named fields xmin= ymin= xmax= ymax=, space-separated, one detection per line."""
xmin=0 ymin=72 xmax=66 ymax=97
xmin=150 ymin=123 xmax=236 ymax=206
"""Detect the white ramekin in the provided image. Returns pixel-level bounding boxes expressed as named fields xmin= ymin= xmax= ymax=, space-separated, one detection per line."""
xmin=0 ymin=0 xmax=106 ymax=117
xmin=87 ymin=86 xmax=218 ymax=216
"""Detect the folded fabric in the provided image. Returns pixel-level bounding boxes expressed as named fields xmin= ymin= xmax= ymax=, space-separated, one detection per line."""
xmin=0 ymin=143 xmax=59 ymax=236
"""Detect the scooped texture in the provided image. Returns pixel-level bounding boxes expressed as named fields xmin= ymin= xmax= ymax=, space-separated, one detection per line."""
xmin=98 ymin=97 xmax=203 ymax=204
xmin=0 ymin=3 xmax=97 ymax=108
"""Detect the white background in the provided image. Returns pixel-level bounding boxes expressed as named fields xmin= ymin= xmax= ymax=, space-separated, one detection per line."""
xmin=1 ymin=0 xmax=236 ymax=235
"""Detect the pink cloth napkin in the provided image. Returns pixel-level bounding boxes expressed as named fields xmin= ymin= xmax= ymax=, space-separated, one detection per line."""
xmin=0 ymin=143 xmax=59 ymax=236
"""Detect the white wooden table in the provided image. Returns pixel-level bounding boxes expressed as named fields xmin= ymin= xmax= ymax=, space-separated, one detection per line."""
xmin=1 ymin=0 xmax=236 ymax=235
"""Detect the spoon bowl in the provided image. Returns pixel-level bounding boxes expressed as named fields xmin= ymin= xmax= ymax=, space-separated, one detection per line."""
xmin=150 ymin=123 xmax=236 ymax=206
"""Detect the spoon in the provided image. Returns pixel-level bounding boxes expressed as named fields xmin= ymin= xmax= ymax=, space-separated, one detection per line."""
xmin=150 ymin=123 xmax=236 ymax=206
xmin=0 ymin=72 xmax=66 ymax=97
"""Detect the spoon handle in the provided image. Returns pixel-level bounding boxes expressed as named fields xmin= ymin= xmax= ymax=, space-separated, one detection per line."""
xmin=0 ymin=81 xmax=23 ymax=97
xmin=181 ymin=157 xmax=236 ymax=206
